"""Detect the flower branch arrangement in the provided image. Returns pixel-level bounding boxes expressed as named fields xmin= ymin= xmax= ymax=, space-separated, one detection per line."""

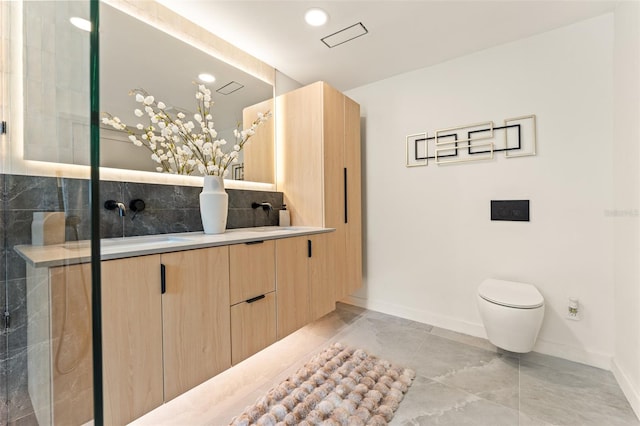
xmin=102 ymin=83 xmax=271 ymax=177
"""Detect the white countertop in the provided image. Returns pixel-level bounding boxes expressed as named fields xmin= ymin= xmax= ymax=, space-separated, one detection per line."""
xmin=15 ymin=226 xmax=334 ymax=268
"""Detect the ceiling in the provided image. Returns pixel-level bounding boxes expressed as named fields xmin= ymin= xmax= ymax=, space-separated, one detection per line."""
xmin=156 ymin=1 xmax=619 ymax=92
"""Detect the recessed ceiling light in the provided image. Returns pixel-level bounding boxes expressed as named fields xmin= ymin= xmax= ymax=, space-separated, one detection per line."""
xmin=305 ymin=8 xmax=329 ymax=27
xmin=70 ymin=16 xmax=91 ymax=32
xmin=198 ymin=73 xmax=216 ymax=83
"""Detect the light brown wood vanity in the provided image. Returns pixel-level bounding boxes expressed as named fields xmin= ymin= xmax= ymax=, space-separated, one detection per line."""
xmin=16 ymin=80 xmax=363 ymax=426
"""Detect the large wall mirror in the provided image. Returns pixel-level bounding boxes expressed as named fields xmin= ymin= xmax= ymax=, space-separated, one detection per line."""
xmin=21 ymin=1 xmax=275 ymax=184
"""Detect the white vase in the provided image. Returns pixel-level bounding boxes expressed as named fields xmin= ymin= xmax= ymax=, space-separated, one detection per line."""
xmin=200 ymin=175 xmax=228 ymax=234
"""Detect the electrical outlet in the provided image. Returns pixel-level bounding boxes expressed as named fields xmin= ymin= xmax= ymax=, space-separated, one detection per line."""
xmin=566 ymin=297 xmax=582 ymax=321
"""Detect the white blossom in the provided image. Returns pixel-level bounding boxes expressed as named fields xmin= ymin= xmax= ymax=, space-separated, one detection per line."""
xmin=102 ymin=84 xmax=270 ymax=176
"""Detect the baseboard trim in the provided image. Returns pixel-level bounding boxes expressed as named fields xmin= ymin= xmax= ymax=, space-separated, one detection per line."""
xmin=341 ymin=294 xmax=487 ymax=339
xmin=341 ymin=295 xmax=612 ymax=370
xmin=532 ymin=339 xmax=612 ymax=370
xmin=612 ymin=359 xmax=640 ymax=421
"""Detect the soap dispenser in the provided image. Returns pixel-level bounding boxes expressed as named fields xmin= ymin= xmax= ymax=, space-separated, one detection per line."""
xmin=279 ymin=204 xmax=290 ymax=227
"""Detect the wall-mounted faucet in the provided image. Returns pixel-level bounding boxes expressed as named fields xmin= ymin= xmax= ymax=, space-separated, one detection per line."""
xmin=105 ymin=200 xmax=126 ymax=217
xmin=252 ymin=202 xmax=273 ymax=214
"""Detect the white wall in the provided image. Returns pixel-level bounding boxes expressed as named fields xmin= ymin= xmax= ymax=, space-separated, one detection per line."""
xmin=612 ymin=1 xmax=640 ymax=418
xmin=345 ymin=14 xmax=616 ymax=368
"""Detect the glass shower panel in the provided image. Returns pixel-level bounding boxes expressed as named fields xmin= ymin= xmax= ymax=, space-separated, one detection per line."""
xmin=1 ymin=0 xmax=95 ymax=424
xmin=1 ymin=1 xmax=9 ymax=423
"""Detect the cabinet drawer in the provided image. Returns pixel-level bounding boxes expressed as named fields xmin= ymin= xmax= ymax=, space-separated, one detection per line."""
xmin=229 ymin=240 xmax=276 ymax=305
xmin=230 ymin=291 xmax=277 ymax=364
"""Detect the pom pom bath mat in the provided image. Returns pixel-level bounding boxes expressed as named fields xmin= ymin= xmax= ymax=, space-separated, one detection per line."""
xmin=229 ymin=342 xmax=416 ymax=426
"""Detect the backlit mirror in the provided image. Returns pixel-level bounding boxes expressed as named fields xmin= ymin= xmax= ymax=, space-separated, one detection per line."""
xmin=22 ymin=2 xmax=275 ymax=184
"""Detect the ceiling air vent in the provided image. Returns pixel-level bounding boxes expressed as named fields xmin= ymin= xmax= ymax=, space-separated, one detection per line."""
xmin=321 ymin=22 xmax=368 ymax=48
xmin=216 ymin=81 xmax=244 ymax=95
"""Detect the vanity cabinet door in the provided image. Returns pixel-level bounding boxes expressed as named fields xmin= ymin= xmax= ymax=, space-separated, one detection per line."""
xmin=229 ymin=240 xmax=276 ymax=305
xmin=342 ymin=95 xmax=363 ymax=299
xmin=275 ymin=236 xmax=310 ymax=339
xmin=160 ymin=247 xmax=231 ymax=401
xmin=48 ymin=263 xmax=93 ymax=426
xmin=101 ymin=255 xmax=164 ymax=426
xmin=309 ymin=233 xmax=337 ymax=322
xmin=230 ymin=291 xmax=276 ymax=364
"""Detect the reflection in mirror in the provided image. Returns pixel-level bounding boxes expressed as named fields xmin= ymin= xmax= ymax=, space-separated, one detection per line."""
xmin=23 ymin=2 xmax=275 ymax=183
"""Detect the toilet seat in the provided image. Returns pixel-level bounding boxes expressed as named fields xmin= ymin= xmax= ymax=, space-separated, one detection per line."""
xmin=478 ymin=279 xmax=544 ymax=309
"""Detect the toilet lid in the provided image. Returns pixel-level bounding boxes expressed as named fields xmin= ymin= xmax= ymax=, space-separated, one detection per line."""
xmin=478 ymin=279 xmax=544 ymax=309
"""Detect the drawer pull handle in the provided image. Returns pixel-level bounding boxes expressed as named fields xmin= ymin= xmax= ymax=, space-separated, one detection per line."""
xmin=160 ymin=264 xmax=166 ymax=294
xmin=245 ymin=240 xmax=265 ymax=245
xmin=246 ymin=294 xmax=266 ymax=304
xmin=344 ymin=167 xmax=348 ymax=224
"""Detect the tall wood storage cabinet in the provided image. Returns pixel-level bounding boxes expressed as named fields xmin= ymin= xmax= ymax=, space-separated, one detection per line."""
xmin=277 ymin=81 xmax=362 ymax=300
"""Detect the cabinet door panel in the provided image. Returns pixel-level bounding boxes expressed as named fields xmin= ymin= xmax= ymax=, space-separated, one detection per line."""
xmin=102 ymin=255 xmax=164 ymax=425
xmin=50 ymin=264 xmax=93 ymax=426
xmin=275 ymin=237 xmax=310 ymax=339
xmin=231 ymin=291 xmax=276 ymax=364
xmin=322 ymin=83 xmax=348 ymax=298
xmin=322 ymin=82 xmax=346 ymax=228
xmin=343 ymin=95 xmax=363 ymax=298
xmin=161 ymin=247 xmax=231 ymax=401
xmin=229 ymin=241 xmax=275 ymax=305
xmin=277 ymin=82 xmax=324 ymax=226
xmin=309 ymin=233 xmax=337 ymax=321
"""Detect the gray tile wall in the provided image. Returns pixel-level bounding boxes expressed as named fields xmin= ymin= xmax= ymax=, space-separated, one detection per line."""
xmin=0 ymin=173 xmax=283 ymax=424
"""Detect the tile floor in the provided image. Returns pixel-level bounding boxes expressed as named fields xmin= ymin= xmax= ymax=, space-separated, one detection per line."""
xmin=133 ymin=303 xmax=639 ymax=426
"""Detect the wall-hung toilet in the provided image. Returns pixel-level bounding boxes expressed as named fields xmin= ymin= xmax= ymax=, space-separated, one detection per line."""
xmin=477 ymin=278 xmax=545 ymax=353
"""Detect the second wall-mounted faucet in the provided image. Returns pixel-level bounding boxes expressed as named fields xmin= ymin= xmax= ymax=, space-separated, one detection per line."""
xmin=252 ymin=202 xmax=273 ymax=215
